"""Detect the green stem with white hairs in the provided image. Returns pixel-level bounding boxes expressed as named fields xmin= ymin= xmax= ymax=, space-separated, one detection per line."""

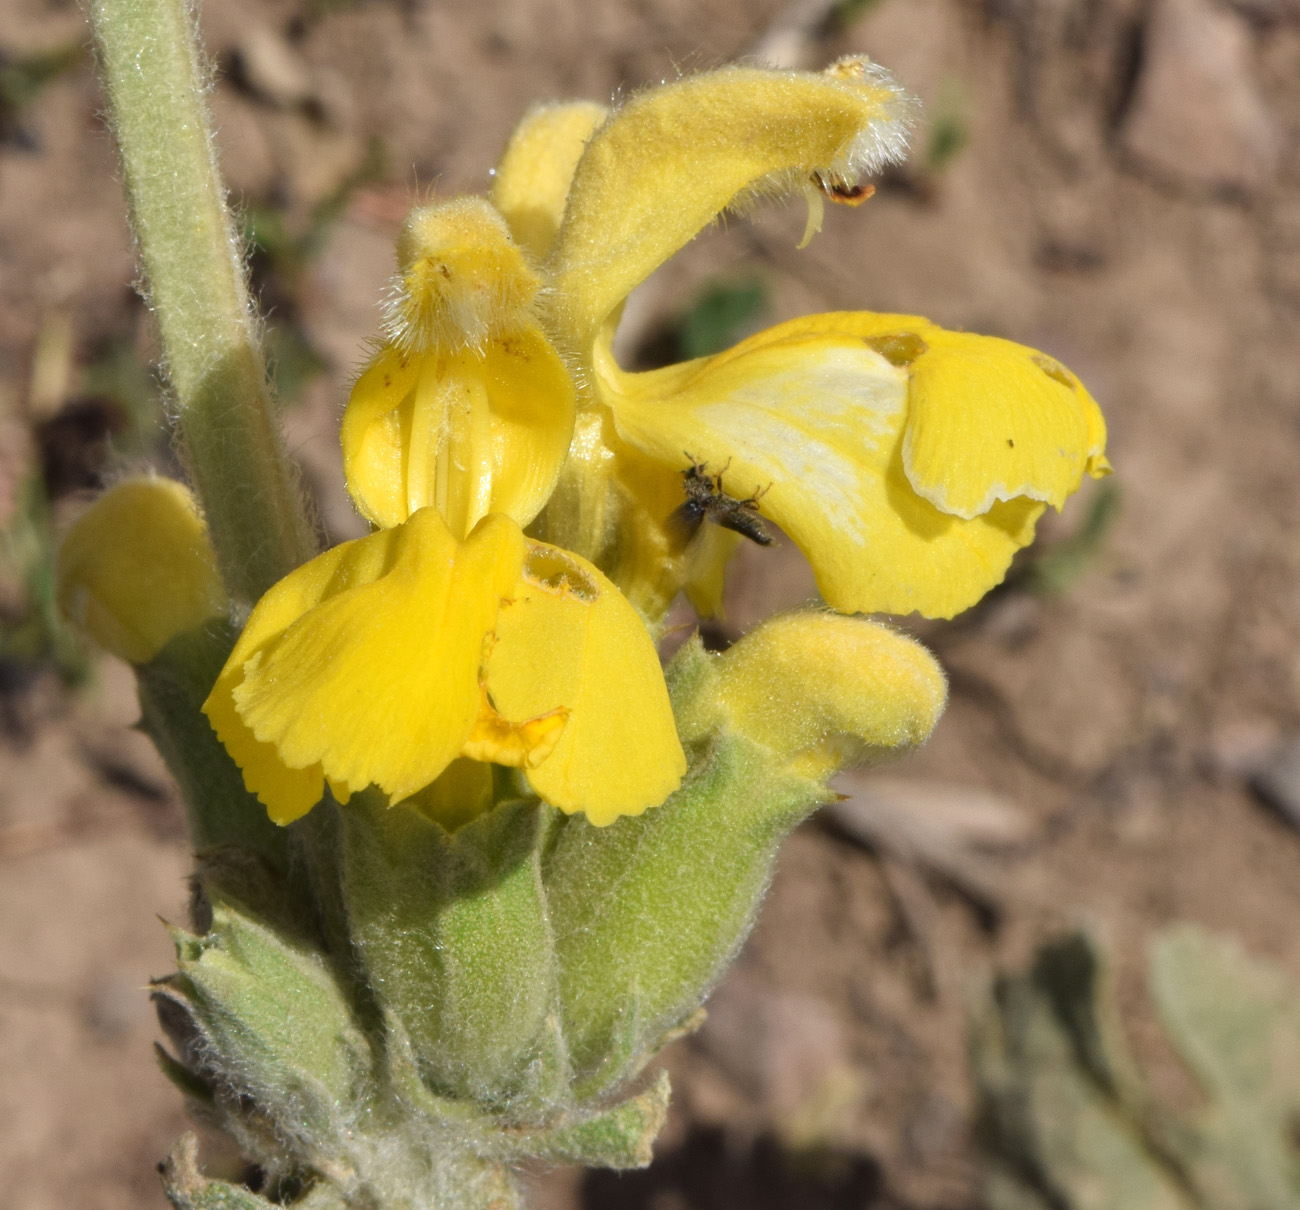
xmin=87 ymin=0 xmax=315 ymax=603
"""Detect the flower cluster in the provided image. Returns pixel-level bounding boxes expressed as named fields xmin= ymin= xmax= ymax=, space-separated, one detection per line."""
xmin=64 ymin=56 xmax=1108 ymax=833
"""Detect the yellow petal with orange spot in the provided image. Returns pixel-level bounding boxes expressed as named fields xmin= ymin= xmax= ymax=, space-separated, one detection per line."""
xmin=484 ymin=542 xmax=685 ymax=825
xmin=840 ymin=314 xmax=1110 ymax=519
xmin=462 ymin=694 xmax=569 ymax=769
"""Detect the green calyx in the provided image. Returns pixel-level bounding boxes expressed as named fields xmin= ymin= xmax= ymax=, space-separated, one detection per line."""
xmin=155 ymin=899 xmax=373 ymax=1166
xmin=545 ymin=726 xmax=825 ymax=1098
xmin=336 ymin=793 xmax=561 ymax=1111
xmin=150 ymin=630 xmax=839 ymax=1207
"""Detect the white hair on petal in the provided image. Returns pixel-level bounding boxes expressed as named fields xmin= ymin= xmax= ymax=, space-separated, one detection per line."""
xmin=831 ymin=56 xmax=920 ymax=178
xmin=721 ymin=56 xmax=919 ymax=224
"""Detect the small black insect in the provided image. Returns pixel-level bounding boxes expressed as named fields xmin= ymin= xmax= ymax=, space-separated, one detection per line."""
xmin=668 ymin=454 xmax=773 ymax=547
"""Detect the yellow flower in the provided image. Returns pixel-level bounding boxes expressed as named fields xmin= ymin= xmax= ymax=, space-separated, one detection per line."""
xmin=343 ymin=60 xmax=925 ymax=584
xmin=214 ymin=57 xmax=1109 ymax=831
xmin=56 ymin=477 xmax=226 ymax=664
xmin=202 ymin=508 xmax=684 ymax=827
xmin=489 ymin=59 xmax=1110 ymax=621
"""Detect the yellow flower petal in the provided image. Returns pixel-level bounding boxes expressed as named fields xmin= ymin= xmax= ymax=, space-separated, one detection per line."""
xmin=602 ymin=314 xmax=1047 ymax=619
xmin=841 ymin=315 xmax=1110 ymax=519
xmin=681 ymin=525 xmax=743 ymax=620
xmin=483 ymin=542 xmax=685 ymax=825
xmin=202 ymin=685 xmax=326 ymax=825
xmin=55 ymin=477 xmax=226 ymax=664
xmin=339 ymin=347 xmax=422 ymax=527
xmin=204 ymin=510 xmax=526 ymax=818
xmin=342 ymin=330 xmax=576 ymax=536
xmin=201 ymin=519 xmax=393 ymax=824
xmin=492 ymin=101 xmax=608 ymax=261
xmin=326 ymin=776 xmax=354 ymax=806
xmin=548 ymin=60 xmax=914 ymax=353
xmin=205 ymin=506 xmax=470 ymax=822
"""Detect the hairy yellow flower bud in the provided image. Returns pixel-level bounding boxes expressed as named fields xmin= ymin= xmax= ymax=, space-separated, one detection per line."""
xmin=55 ymin=478 xmax=226 ymax=664
xmin=386 ymin=196 xmax=542 ymax=355
xmin=703 ymin=612 xmax=947 ymax=780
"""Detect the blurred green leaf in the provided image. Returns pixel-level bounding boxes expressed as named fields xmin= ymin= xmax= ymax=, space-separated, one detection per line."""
xmin=79 ymin=335 xmax=165 ymax=453
xmin=1151 ymin=927 xmax=1300 ymax=1208
xmin=0 ymin=475 xmax=87 ymax=682
xmin=829 ymin=0 xmax=887 ymax=33
xmin=925 ymin=80 xmax=971 ymax=175
xmin=676 ymin=279 xmax=768 ymax=362
xmin=1020 ymin=480 xmax=1121 ymax=596
xmin=974 ymin=927 xmax=1300 ymax=1210
xmin=80 ymin=337 xmax=157 ymax=417
xmin=972 ymin=933 xmax=1193 ymax=1210
xmin=0 ymin=41 xmax=83 ymax=140
xmin=265 ymin=324 xmax=329 ymax=404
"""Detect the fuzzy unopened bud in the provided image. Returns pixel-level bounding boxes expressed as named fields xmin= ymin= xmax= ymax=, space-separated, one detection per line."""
xmin=698 ymin=611 xmax=947 ymax=779
xmin=56 ymin=477 xmax=226 ymax=664
xmin=385 ymin=197 xmax=541 ymax=354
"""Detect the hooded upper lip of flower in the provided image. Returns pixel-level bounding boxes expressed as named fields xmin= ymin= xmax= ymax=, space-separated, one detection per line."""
xmin=347 ymin=55 xmax=1109 ymax=626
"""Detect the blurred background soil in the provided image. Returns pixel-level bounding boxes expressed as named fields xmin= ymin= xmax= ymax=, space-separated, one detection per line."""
xmin=2 ymin=0 xmax=1300 ymax=1205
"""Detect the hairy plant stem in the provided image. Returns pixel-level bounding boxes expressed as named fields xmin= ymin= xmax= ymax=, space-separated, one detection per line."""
xmin=88 ymin=0 xmax=315 ymax=604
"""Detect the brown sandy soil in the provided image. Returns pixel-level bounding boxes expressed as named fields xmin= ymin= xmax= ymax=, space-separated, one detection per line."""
xmin=3 ymin=0 xmax=1300 ymax=1206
